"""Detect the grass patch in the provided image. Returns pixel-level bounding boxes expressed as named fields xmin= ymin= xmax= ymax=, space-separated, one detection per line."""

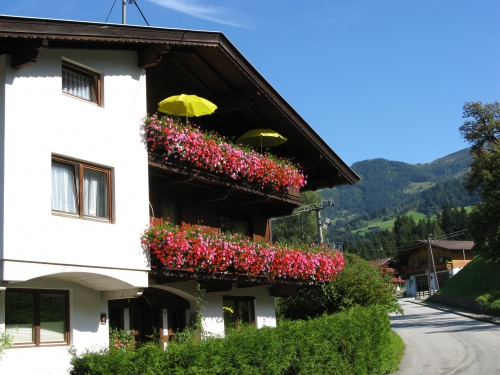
xmin=389 ymin=330 xmax=405 ymax=373
xmin=432 ymin=256 xmax=500 ymax=315
xmin=353 ymin=211 xmax=427 ymax=234
xmin=403 ymin=182 xmax=436 ymax=194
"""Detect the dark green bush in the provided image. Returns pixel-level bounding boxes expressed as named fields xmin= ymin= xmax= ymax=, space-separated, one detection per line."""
xmin=276 ymin=253 xmax=403 ymax=321
xmin=70 ymin=305 xmax=396 ymax=375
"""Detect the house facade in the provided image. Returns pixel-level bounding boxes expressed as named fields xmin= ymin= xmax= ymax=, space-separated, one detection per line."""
xmin=0 ymin=15 xmax=358 ymax=374
xmin=394 ymin=240 xmax=474 ymax=296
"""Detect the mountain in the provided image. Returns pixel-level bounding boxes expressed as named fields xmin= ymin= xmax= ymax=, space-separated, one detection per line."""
xmin=318 ymin=147 xmax=479 ymax=233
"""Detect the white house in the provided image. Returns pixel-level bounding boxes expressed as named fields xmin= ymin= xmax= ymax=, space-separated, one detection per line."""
xmin=0 ymin=15 xmax=358 ymax=374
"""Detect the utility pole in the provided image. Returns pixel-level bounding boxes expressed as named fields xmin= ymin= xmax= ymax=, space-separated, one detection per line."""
xmin=427 ymin=235 xmax=440 ymax=294
xmin=294 ymin=199 xmax=333 ymax=244
xmin=427 ymin=236 xmax=432 ymax=296
xmin=316 ymin=209 xmax=323 ymax=244
xmin=274 ymin=199 xmax=334 ymax=244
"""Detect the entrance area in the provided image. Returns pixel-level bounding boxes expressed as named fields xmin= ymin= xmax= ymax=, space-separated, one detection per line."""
xmin=109 ymin=288 xmax=190 ymax=342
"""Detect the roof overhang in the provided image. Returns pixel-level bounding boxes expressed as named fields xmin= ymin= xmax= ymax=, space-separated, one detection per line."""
xmin=0 ymin=15 xmax=359 ymax=190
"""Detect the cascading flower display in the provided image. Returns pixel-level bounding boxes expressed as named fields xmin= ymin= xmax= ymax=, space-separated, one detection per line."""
xmin=142 ymin=223 xmax=345 ymax=283
xmin=143 ymin=114 xmax=307 ymax=191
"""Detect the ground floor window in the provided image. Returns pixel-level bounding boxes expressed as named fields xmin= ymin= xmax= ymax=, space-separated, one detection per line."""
xmin=415 ymin=274 xmax=429 ymax=292
xmin=437 ymin=271 xmax=450 ymax=287
xmin=5 ymin=289 xmax=69 ymax=346
xmin=223 ymin=296 xmax=255 ymax=332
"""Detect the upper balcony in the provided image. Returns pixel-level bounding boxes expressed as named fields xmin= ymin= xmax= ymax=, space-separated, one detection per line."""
xmin=145 ymin=115 xmax=304 ymax=215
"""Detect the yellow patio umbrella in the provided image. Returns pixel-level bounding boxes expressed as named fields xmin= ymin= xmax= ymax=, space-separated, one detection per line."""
xmin=236 ymin=129 xmax=287 ymax=153
xmin=158 ymin=94 xmax=217 ymax=124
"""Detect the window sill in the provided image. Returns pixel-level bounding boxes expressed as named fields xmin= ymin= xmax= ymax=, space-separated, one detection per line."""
xmin=11 ymin=342 xmax=69 ymax=348
xmin=52 ymin=211 xmax=112 ymax=223
xmin=62 ymin=92 xmax=101 ymax=107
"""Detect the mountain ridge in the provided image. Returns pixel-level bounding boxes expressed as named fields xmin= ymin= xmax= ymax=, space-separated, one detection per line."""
xmin=319 ymin=147 xmax=478 ymax=235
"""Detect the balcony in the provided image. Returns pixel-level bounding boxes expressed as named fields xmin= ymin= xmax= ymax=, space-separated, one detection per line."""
xmin=400 ymin=262 xmax=452 ymax=277
xmin=148 ymin=153 xmax=301 ymax=207
xmin=142 ymin=223 xmax=345 ymax=287
xmin=144 ymin=115 xmax=304 ymax=208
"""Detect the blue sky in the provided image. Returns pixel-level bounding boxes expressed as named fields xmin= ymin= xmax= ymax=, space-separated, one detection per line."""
xmin=2 ymin=0 xmax=499 ymax=166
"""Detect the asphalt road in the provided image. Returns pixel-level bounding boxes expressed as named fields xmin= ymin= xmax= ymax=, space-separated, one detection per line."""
xmin=390 ymin=299 xmax=500 ymax=375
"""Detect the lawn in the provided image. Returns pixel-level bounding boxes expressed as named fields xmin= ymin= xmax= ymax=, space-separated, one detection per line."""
xmin=431 ymin=256 xmax=500 ymax=315
xmin=403 ymin=181 xmax=436 ymax=194
xmin=353 ymin=210 xmax=427 ymax=235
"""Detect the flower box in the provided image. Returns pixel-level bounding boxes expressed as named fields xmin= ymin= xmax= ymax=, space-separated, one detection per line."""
xmin=142 ymin=115 xmax=307 ymax=192
xmin=142 ymin=223 xmax=344 ymax=283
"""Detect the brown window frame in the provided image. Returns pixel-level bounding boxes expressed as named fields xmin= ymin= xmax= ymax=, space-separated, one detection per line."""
xmin=62 ymin=60 xmax=102 ymax=106
xmin=5 ymin=289 xmax=70 ymax=347
xmin=223 ymin=296 xmax=255 ymax=331
xmin=51 ymin=156 xmax=112 ymax=222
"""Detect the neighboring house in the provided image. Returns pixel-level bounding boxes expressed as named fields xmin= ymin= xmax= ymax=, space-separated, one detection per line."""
xmin=0 ymin=15 xmax=358 ymax=374
xmin=394 ymin=240 xmax=474 ymax=296
xmin=369 ymin=258 xmax=404 ymax=291
xmin=370 ymin=258 xmax=397 ymax=274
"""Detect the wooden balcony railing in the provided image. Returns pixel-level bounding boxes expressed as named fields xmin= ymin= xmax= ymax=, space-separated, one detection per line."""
xmin=148 ymin=153 xmax=302 ymax=205
xmin=400 ymin=262 xmax=452 ymax=276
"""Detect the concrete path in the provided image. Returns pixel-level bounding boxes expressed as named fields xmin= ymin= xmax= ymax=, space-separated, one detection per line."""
xmin=390 ymin=298 xmax=500 ymax=375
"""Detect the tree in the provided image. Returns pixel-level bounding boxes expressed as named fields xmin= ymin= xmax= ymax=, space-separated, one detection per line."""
xmin=271 ymin=191 xmax=323 ymax=244
xmin=459 ymin=101 xmax=500 ymax=261
xmin=275 ymin=253 xmax=403 ymax=320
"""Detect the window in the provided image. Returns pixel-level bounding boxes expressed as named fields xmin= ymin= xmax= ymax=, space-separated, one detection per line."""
xmin=52 ymin=156 xmax=112 ymax=221
xmin=5 ymin=289 xmax=69 ymax=346
xmin=220 ymin=215 xmax=250 ymax=236
xmin=162 ymin=201 xmax=178 ymax=224
xmin=223 ymin=296 xmax=255 ymax=332
xmin=62 ymin=60 xmax=101 ymax=105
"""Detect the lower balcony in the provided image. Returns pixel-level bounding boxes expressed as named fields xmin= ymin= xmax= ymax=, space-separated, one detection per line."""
xmin=142 ymin=223 xmax=345 ymax=290
xmin=400 ymin=262 xmax=452 ymax=278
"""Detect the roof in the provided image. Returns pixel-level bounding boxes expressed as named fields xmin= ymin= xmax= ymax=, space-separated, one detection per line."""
xmin=0 ymin=15 xmax=359 ymax=190
xmin=425 ymin=240 xmax=474 ymax=251
xmin=369 ymin=258 xmax=392 ymax=268
xmin=393 ymin=240 xmax=474 ymax=263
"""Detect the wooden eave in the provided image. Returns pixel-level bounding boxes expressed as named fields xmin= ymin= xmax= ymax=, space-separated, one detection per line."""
xmin=148 ymin=154 xmax=300 ymax=216
xmin=0 ymin=15 xmax=359 ymax=190
xmin=150 ymin=268 xmax=319 ymax=287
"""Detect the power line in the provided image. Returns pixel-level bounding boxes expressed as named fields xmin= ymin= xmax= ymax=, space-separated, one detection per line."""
xmin=105 ymin=0 xmax=118 ymax=23
xmin=343 ymin=227 xmax=470 ymax=254
xmin=131 ymin=0 xmax=150 ymax=26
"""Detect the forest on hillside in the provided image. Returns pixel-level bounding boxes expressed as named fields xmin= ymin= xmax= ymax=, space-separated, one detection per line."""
xmin=272 ymin=147 xmax=478 ymax=260
xmin=317 ymin=147 xmax=479 ymax=234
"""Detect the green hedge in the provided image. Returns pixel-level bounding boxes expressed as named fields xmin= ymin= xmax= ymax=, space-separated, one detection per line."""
xmin=70 ymin=305 xmax=396 ymax=375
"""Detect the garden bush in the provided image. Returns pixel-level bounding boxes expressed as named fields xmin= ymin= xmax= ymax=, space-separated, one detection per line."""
xmin=276 ymin=253 xmax=403 ymax=321
xmin=70 ymin=305 xmax=397 ymax=375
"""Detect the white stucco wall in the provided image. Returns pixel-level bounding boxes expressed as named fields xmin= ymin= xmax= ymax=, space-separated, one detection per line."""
xmin=154 ymin=282 xmax=276 ymax=337
xmin=0 ymin=278 xmax=109 ymax=375
xmin=0 ymin=50 xmax=150 ymax=286
xmin=405 ymin=276 xmax=416 ymax=296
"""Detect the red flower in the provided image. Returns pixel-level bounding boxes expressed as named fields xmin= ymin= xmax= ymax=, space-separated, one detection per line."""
xmin=141 ymin=223 xmax=344 ymax=283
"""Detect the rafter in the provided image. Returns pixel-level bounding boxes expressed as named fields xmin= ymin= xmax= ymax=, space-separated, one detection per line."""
xmin=11 ymin=38 xmax=48 ymax=70
xmin=138 ymin=44 xmax=170 ymax=69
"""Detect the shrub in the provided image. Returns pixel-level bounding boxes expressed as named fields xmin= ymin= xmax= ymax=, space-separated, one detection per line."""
xmin=276 ymin=253 xmax=403 ymax=321
xmin=0 ymin=330 xmax=13 ymax=361
xmin=70 ymin=305 xmax=397 ymax=375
